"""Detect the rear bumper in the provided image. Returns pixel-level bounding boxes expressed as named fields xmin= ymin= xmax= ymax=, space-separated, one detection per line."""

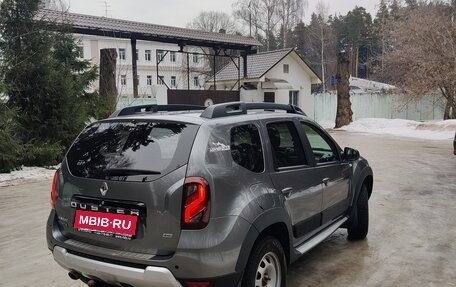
xmin=53 ymin=246 xmax=182 ymax=287
xmin=47 ymin=210 xmax=247 ymax=286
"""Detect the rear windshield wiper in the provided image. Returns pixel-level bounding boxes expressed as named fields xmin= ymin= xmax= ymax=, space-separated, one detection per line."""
xmin=102 ymin=168 xmax=161 ymax=176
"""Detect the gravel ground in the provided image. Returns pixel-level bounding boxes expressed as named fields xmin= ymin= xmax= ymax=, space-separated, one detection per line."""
xmin=0 ymin=131 xmax=455 ymax=287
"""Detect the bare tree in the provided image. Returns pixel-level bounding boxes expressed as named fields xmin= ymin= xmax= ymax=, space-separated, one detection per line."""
xmin=233 ymin=0 xmax=262 ymax=38
xmin=233 ymin=0 xmax=281 ymax=50
xmin=278 ymin=0 xmax=307 ymax=48
xmin=40 ymin=0 xmax=68 ymax=11
xmin=383 ymin=2 xmax=456 ymax=119
xmin=187 ymin=11 xmax=238 ymax=34
xmin=316 ymin=0 xmax=329 ymax=92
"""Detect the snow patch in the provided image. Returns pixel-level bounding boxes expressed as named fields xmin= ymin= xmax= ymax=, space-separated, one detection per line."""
xmin=0 ymin=166 xmax=59 ymax=187
xmin=334 ymin=118 xmax=456 ymax=140
xmin=317 ymin=120 xmax=335 ymax=130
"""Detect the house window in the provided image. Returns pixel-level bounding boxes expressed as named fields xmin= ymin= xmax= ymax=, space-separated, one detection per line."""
xmin=157 ymin=50 xmax=165 ymax=62
xmin=171 ymin=76 xmax=176 ymax=87
xmin=192 ymin=53 xmax=199 ymax=63
xmin=289 ymin=91 xmax=299 ymax=106
xmin=158 ymin=76 xmax=165 ymax=85
xmin=193 ymin=76 xmax=199 ymax=87
xmin=136 ymin=49 xmax=139 ymax=61
xmin=170 ymin=52 xmax=176 ymax=62
xmin=118 ymin=48 xmax=126 ymax=60
xmin=145 ymin=50 xmax=152 ymax=61
xmin=146 ymin=75 xmax=152 ymax=86
xmin=120 ymin=75 xmax=127 ymax=86
xmin=283 ymin=64 xmax=289 ymax=74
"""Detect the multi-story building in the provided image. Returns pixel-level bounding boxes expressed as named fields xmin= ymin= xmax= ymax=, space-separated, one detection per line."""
xmin=76 ymin=35 xmax=210 ymax=101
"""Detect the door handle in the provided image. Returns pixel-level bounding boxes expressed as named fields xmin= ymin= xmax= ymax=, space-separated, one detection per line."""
xmin=281 ymin=187 xmax=293 ymax=195
xmin=322 ymin=178 xmax=330 ymax=186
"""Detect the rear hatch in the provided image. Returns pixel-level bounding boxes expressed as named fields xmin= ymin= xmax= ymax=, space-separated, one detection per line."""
xmin=55 ymin=119 xmax=199 ymax=256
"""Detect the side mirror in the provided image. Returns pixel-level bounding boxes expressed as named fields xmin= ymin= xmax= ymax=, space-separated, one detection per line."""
xmin=343 ymin=147 xmax=360 ymax=161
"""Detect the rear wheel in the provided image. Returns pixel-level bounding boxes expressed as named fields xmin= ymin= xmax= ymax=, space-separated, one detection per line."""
xmin=241 ymin=236 xmax=286 ymax=287
xmin=347 ymin=184 xmax=369 ymax=240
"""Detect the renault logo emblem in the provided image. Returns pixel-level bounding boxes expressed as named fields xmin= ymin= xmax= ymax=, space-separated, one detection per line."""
xmin=100 ymin=182 xmax=109 ymax=196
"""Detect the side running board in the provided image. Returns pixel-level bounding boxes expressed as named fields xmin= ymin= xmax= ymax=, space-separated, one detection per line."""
xmin=296 ymin=217 xmax=348 ymax=255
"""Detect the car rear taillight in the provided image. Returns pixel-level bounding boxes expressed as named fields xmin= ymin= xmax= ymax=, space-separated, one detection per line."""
xmin=182 ymin=177 xmax=210 ymax=229
xmin=50 ymin=169 xmax=60 ymax=208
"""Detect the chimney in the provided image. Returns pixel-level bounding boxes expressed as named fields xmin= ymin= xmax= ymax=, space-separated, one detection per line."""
xmin=39 ymin=0 xmax=51 ymax=9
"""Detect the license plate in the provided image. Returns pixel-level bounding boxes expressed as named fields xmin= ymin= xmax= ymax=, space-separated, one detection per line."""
xmin=73 ymin=210 xmax=138 ymax=240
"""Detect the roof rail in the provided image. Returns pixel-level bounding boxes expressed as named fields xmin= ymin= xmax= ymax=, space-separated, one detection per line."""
xmin=200 ymin=102 xmax=306 ymax=119
xmin=110 ymin=104 xmax=206 ymax=118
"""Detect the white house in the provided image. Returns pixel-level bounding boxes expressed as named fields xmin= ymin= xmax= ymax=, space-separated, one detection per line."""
xmin=215 ymin=48 xmax=321 ymax=117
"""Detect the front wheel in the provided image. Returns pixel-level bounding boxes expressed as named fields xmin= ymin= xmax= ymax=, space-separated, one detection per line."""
xmin=241 ymin=236 xmax=286 ymax=287
xmin=347 ymin=184 xmax=369 ymax=241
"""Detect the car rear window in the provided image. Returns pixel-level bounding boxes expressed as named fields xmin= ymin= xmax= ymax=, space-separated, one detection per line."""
xmin=66 ymin=120 xmax=199 ymax=181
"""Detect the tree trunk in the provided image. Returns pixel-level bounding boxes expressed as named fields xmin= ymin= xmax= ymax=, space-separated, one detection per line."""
xmin=335 ymin=52 xmax=353 ymax=128
xmin=443 ymin=93 xmax=456 ymax=120
xmin=321 ymin=24 xmax=325 ymax=93
xmin=355 ymin=47 xmax=359 ymax=78
xmin=99 ymin=48 xmax=118 ymax=118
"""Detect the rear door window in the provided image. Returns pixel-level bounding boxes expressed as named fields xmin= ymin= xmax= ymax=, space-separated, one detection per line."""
xmin=66 ymin=120 xmax=199 ymax=181
xmin=230 ymin=124 xmax=264 ymax=173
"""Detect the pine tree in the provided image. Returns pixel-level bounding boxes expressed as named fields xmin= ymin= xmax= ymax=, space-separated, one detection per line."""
xmin=334 ymin=7 xmax=374 ymax=78
xmin=0 ymin=0 xmax=98 ymax=166
xmin=404 ymin=0 xmax=418 ymax=8
xmin=0 ymin=102 xmax=22 ymax=172
xmin=372 ymin=0 xmax=391 ymax=79
xmin=389 ymin=0 xmax=401 ymax=20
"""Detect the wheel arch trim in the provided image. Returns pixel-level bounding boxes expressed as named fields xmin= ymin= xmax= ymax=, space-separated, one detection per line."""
xmin=350 ymin=166 xmax=373 ymax=212
xmin=235 ymin=208 xmax=293 ymax=272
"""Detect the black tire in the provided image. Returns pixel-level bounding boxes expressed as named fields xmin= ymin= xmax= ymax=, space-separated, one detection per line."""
xmin=241 ymin=236 xmax=287 ymax=287
xmin=347 ymin=184 xmax=369 ymax=241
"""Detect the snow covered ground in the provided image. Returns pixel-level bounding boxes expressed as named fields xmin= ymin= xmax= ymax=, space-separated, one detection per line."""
xmin=0 ymin=166 xmax=58 ymax=187
xmin=322 ymin=118 xmax=456 ymax=140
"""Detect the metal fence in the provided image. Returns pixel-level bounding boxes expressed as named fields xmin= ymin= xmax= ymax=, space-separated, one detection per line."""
xmin=116 ymin=92 xmax=446 ymax=122
xmin=313 ymin=92 xmax=446 ymax=123
xmin=117 ymin=97 xmax=157 ymax=109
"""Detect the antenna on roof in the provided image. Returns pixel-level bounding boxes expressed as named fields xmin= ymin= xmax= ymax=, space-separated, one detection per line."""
xmin=100 ymin=0 xmax=111 ymax=17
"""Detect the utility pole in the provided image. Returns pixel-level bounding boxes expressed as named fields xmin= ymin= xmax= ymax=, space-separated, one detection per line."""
xmin=249 ymin=1 xmax=252 ymax=37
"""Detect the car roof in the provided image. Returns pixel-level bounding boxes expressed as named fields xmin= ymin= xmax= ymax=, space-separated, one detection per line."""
xmin=103 ymin=102 xmax=314 ymax=126
xmin=102 ymin=112 xmax=207 ymax=125
xmin=104 ymin=110 xmax=311 ymax=125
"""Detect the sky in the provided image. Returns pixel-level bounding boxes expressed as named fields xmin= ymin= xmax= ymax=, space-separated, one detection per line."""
xmin=64 ymin=0 xmax=380 ymax=28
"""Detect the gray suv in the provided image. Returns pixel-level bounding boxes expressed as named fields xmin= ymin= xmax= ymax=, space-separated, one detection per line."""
xmin=47 ymin=102 xmax=373 ymax=287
